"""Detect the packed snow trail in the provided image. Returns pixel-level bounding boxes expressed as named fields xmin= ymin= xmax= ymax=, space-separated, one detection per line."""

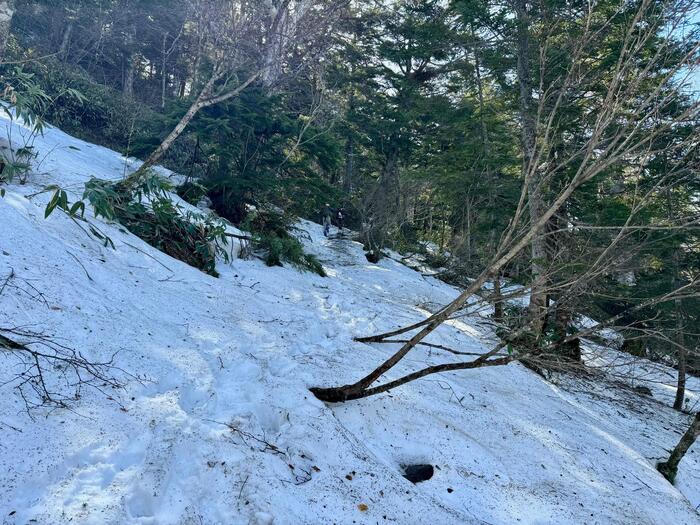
xmin=0 ymin=115 xmax=699 ymax=524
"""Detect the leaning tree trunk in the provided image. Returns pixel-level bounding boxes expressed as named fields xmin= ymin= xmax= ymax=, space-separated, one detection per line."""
xmin=126 ymin=68 xmax=261 ymax=184
xmin=0 ymin=0 xmax=15 ymax=61
xmin=515 ymin=0 xmax=547 ymax=336
xmin=657 ymin=412 xmax=700 ymax=484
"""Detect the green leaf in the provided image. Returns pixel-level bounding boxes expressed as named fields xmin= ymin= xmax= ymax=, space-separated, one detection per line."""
xmin=58 ymin=190 xmax=69 ymax=211
xmin=69 ymin=201 xmax=85 ymax=218
xmin=44 ymin=189 xmax=62 ymax=218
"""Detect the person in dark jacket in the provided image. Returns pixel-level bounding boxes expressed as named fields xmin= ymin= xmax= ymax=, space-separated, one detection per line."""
xmin=336 ymin=208 xmax=345 ymax=230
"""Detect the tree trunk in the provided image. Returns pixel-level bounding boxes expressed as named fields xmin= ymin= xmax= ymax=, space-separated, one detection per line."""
xmin=465 ymin=204 xmax=472 ymax=264
xmin=59 ymin=19 xmax=73 ymax=61
xmin=161 ymin=70 xmax=168 ymax=108
xmin=476 ymin=46 xmax=502 ymax=321
xmin=493 ymin=275 xmax=504 ymax=324
xmin=515 ymin=0 xmax=547 ymax=336
xmin=0 ymin=0 xmax=15 ymax=61
xmin=262 ymin=2 xmax=290 ymax=89
xmin=127 ymin=69 xmax=261 ymax=183
xmin=343 ymin=91 xmax=355 ymax=193
xmin=673 ymin=298 xmax=686 ymax=410
xmin=657 ymin=412 xmax=700 ymax=483
xmin=553 ymin=303 xmax=580 ymax=361
xmin=344 ymin=135 xmax=354 ymax=192
xmin=191 ymin=41 xmax=202 ymax=92
xmin=439 ymin=214 xmax=447 ymax=252
xmin=362 ymin=146 xmax=400 ymax=257
xmin=161 ymin=34 xmax=168 ymax=108
xmin=667 ymin=183 xmax=686 ymax=411
xmin=133 ymin=91 xmax=209 ymax=179
xmin=123 ymin=53 xmax=135 ymax=98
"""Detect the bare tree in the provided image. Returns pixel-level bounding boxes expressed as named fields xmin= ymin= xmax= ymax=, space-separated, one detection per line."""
xmin=311 ymin=0 xmax=700 ymax=403
xmin=128 ymin=0 xmax=346 ymax=182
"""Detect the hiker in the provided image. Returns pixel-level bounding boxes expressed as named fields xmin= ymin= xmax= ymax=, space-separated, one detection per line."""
xmin=322 ymin=203 xmax=332 ymax=237
xmin=336 ymin=208 xmax=344 ymax=230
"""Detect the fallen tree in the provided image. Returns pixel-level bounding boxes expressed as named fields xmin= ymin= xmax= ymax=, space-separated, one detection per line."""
xmin=311 ymin=0 xmax=700 ymax=403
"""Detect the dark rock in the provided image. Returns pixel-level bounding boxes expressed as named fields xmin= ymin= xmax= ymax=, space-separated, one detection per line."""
xmin=365 ymin=251 xmax=381 ymax=263
xmin=403 ymin=464 xmax=434 ymax=483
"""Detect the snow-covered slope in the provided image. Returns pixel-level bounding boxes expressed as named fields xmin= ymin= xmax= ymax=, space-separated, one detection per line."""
xmin=1 ymin=116 xmax=699 ymax=525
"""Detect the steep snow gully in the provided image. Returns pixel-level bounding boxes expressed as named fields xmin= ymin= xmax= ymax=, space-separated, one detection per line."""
xmin=0 ymin=115 xmax=699 ymax=524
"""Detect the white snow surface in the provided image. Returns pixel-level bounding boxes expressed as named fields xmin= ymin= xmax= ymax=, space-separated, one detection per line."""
xmin=1 ymin=117 xmax=700 ymax=525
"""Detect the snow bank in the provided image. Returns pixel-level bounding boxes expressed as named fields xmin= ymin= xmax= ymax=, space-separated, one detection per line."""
xmin=1 ymin=116 xmax=699 ymax=524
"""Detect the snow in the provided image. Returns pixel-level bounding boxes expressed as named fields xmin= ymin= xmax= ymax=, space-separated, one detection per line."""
xmin=1 ymin=116 xmax=699 ymax=525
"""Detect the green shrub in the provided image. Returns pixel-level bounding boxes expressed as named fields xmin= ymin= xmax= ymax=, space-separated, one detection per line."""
xmin=85 ymin=174 xmax=229 ymax=276
xmin=256 ymin=232 xmax=326 ymax=276
xmin=42 ymin=173 xmax=229 ymax=276
xmin=242 ymin=207 xmax=326 ymax=276
xmin=243 ymin=205 xmax=293 ymax=237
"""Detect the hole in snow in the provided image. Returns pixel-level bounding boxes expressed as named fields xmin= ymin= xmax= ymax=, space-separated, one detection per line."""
xmin=402 ymin=464 xmax=434 ymax=483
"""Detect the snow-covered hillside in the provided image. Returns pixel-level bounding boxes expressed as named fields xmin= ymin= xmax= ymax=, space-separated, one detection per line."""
xmin=1 ymin=116 xmax=699 ymax=525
